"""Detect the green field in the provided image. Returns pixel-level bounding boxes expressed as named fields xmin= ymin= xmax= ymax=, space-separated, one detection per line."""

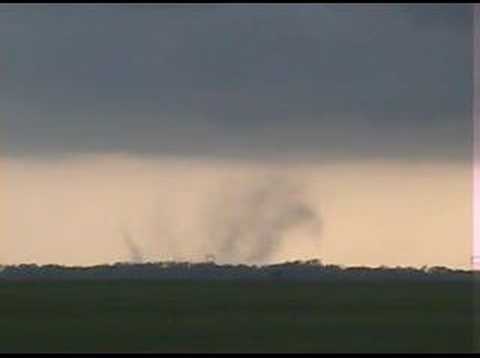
xmin=0 ymin=279 xmax=475 ymax=353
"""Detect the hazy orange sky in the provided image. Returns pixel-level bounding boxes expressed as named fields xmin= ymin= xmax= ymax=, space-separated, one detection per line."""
xmin=1 ymin=154 xmax=471 ymax=269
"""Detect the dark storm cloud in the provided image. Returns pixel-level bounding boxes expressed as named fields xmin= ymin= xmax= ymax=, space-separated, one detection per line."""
xmin=0 ymin=4 xmax=472 ymax=161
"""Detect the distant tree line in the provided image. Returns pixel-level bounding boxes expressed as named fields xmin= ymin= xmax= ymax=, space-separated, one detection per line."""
xmin=0 ymin=260 xmax=473 ymax=281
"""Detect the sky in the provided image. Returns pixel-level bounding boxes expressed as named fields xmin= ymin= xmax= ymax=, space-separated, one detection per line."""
xmin=0 ymin=4 xmax=473 ymax=269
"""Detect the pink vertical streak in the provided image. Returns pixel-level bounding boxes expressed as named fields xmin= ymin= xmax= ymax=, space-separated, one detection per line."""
xmin=474 ymin=5 xmax=480 ymax=270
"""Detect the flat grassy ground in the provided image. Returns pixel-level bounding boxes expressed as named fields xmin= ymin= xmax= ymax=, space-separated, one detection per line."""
xmin=0 ymin=280 xmax=474 ymax=353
